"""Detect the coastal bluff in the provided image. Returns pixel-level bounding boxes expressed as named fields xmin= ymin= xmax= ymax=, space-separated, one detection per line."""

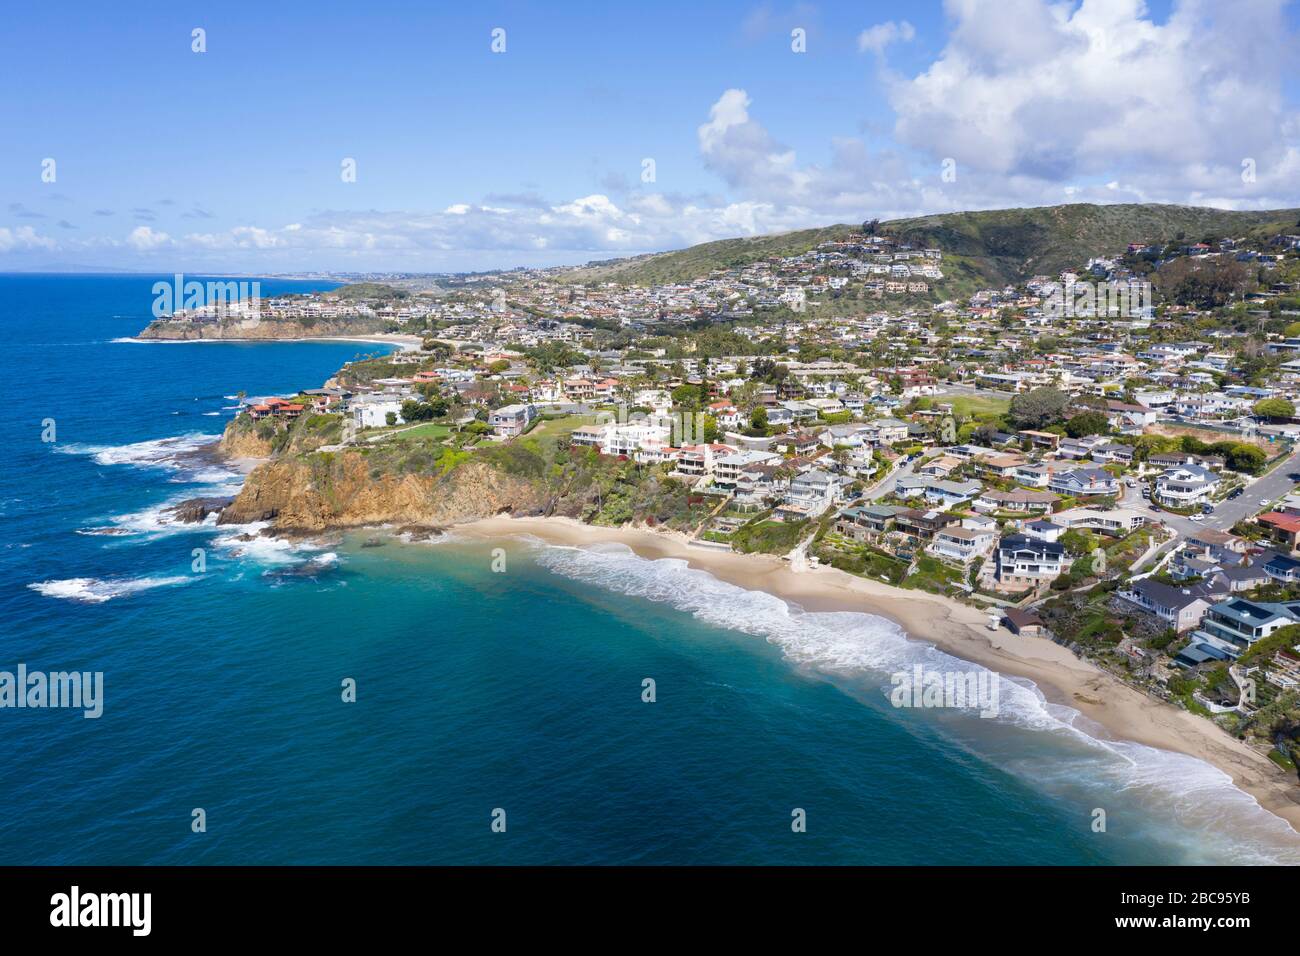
xmin=138 ymin=316 xmax=389 ymax=341
xmin=218 ymin=453 xmax=551 ymax=531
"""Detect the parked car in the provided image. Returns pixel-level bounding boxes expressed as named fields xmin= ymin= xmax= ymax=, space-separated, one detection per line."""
xmin=1202 ymin=503 xmax=1215 ymax=515
xmin=1228 ymin=487 xmax=1245 ymax=500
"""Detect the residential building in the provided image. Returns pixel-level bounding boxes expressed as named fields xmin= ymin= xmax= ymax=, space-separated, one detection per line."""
xmin=1154 ymin=463 xmax=1219 ymax=506
xmin=488 ymin=403 xmax=537 ymax=438
xmin=995 ymin=534 xmax=1068 ymax=590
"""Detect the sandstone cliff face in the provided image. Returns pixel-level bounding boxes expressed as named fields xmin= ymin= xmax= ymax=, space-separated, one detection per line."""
xmin=139 ymin=317 xmax=387 ymax=341
xmin=217 ymin=419 xmax=276 ymax=459
xmin=219 ymin=454 xmax=550 ymax=531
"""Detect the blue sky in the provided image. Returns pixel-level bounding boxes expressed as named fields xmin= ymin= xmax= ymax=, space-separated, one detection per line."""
xmin=2 ymin=0 xmax=1298 ymax=272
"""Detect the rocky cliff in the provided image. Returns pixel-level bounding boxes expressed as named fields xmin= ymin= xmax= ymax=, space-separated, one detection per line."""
xmin=217 ymin=419 xmax=277 ymax=459
xmin=138 ymin=317 xmax=389 ymax=341
xmin=219 ymin=453 xmax=551 ymax=531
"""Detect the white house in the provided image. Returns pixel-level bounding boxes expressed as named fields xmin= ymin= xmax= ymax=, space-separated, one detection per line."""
xmin=1155 ymin=463 xmax=1220 ymax=506
xmin=784 ymin=468 xmax=846 ymax=516
xmin=928 ymin=525 xmax=995 ymax=566
xmin=353 ymin=397 xmax=404 ymax=429
xmin=714 ymin=450 xmax=780 ymax=490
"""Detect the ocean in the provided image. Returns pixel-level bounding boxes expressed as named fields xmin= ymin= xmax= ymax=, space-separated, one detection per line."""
xmin=3 ymin=273 xmax=1299 ymax=865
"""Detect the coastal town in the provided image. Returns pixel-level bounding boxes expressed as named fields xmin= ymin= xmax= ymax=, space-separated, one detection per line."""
xmin=151 ymin=210 xmax=1300 ymax=778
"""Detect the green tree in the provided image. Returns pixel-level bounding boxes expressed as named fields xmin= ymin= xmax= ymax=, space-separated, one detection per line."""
xmin=1225 ymin=444 xmax=1267 ymax=474
xmin=1064 ymin=410 xmax=1110 ymax=438
xmin=672 ymin=383 xmax=702 ymax=410
xmin=1009 ymin=387 xmax=1070 ymax=429
xmin=1253 ymin=398 xmax=1295 ymax=421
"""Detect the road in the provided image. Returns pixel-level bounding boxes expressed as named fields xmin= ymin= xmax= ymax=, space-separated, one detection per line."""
xmin=936 ymin=381 xmax=1300 ymax=538
xmin=864 ymin=455 xmax=919 ymax=502
xmin=1118 ymin=443 xmax=1300 ymax=538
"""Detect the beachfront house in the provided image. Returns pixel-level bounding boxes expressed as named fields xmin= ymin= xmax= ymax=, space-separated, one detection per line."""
xmin=1115 ymin=579 xmax=1217 ymax=633
xmin=714 ymin=450 xmax=781 ymax=490
xmin=928 ymin=525 xmax=995 ymax=566
xmin=783 ymin=469 xmax=846 ymax=517
xmin=995 ymin=534 xmax=1067 ymax=590
xmin=1176 ymin=598 xmax=1300 ymax=665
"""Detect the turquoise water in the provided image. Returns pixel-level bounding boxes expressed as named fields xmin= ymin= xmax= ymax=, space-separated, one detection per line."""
xmin=3 ymin=274 xmax=1300 ymax=865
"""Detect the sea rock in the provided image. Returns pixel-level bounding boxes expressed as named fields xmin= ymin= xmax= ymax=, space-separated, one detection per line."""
xmin=395 ymin=526 xmax=443 ymax=541
xmin=166 ymin=496 xmax=235 ymax=523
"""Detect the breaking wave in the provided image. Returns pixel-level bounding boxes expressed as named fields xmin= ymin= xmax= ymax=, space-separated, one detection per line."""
xmin=56 ymin=432 xmax=221 ymax=474
xmin=28 ymin=575 xmax=192 ymax=604
xmin=532 ymin=540 xmax=1300 ymax=865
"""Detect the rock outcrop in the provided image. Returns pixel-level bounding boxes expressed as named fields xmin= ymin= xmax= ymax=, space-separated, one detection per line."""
xmin=138 ymin=317 xmax=388 ymax=341
xmin=166 ymin=496 xmax=235 ymax=523
xmin=219 ymin=453 xmax=548 ymax=532
xmin=217 ymin=419 xmax=277 ymax=459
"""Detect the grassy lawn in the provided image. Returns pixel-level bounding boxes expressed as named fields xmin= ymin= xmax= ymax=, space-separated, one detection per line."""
xmin=1268 ymin=748 xmax=1297 ymax=772
xmin=386 ymin=422 xmax=452 ymax=441
xmin=949 ymin=394 xmax=1010 ymax=420
xmin=519 ymin=414 xmax=597 ymax=450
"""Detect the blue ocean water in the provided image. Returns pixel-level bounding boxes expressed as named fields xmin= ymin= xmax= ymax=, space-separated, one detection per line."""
xmin=3 ymin=273 xmax=1300 ymax=865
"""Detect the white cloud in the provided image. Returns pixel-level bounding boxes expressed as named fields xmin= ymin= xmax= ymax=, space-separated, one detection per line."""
xmin=858 ymin=20 xmax=915 ymax=55
xmin=888 ymin=0 xmax=1300 ymax=207
xmin=126 ymin=225 xmax=172 ymax=250
xmin=0 ymin=226 xmax=56 ymax=253
xmin=6 ymin=1 xmax=1297 ymax=272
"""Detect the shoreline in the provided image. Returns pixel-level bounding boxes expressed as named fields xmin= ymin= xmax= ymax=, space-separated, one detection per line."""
xmin=456 ymin=513 xmax=1300 ymax=836
xmin=121 ymin=333 xmax=423 ymax=352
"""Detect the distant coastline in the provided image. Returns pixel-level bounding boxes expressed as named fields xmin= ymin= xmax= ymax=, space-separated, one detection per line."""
xmin=121 ymin=333 xmax=423 ymax=351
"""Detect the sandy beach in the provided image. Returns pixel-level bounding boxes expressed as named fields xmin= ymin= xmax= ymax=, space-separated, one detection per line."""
xmin=459 ymin=514 xmax=1300 ymax=835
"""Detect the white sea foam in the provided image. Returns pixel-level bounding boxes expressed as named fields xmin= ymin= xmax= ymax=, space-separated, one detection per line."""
xmin=531 ymin=540 xmax=1300 ymax=864
xmin=28 ymin=575 xmax=192 ymax=604
xmin=395 ymin=528 xmax=458 ymax=545
xmin=210 ymin=521 xmax=335 ymax=567
xmin=56 ymin=432 xmax=220 ymax=472
xmin=170 ymin=465 xmax=240 ymax=485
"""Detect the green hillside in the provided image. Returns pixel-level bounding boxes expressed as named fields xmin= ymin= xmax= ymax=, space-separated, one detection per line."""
xmin=565 ymin=223 xmax=853 ymax=285
xmin=332 ymin=282 xmax=409 ymax=301
xmin=563 ymin=203 xmax=1300 ymax=289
